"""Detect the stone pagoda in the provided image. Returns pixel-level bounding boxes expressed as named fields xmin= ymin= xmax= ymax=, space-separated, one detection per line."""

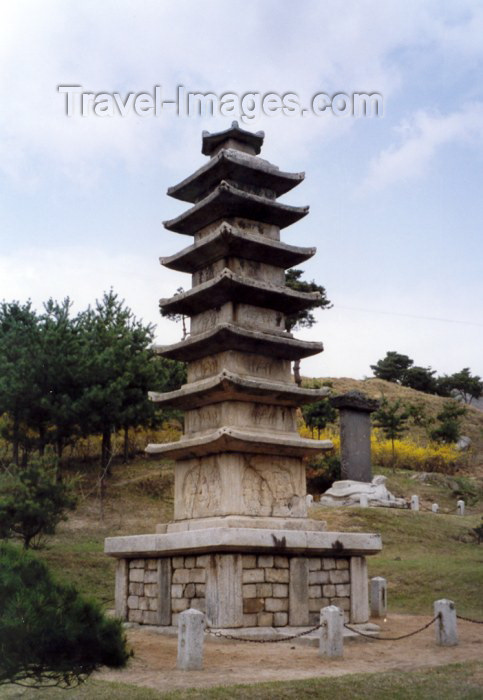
xmin=105 ymin=123 xmax=381 ymax=632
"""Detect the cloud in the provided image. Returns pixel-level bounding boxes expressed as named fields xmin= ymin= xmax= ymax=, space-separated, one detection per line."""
xmin=359 ymin=103 xmax=483 ymax=192
xmin=2 ymin=1 xmax=483 ymax=186
xmin=0 ymin=245 xmax=185 ymax=345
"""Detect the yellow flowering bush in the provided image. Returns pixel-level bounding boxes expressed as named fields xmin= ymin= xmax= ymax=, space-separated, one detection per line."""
xmin=299 ymin=424 xmax=463 ymax=474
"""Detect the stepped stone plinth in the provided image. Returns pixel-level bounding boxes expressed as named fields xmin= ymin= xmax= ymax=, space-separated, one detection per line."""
xmin=105 ymin=123 xmax=382 ymax=630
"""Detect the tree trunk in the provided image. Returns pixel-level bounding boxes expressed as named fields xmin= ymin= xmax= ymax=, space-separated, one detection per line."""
xmin=12 ymin=415 xmax=20 ymax=465
xmin=293 ymin=360 xmax=302 ymax=387
xmin=123 ymin=426 xmax=129 ymax=464
xmin=391 ymin=437 xmax=396 ymax=472
xmin=101 ymin=427 xmax=112 ymax=475
xmin=38 ymin=425 xmax=46 ymax=457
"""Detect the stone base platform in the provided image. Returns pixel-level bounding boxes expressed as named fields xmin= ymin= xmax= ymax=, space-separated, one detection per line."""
xmin=105 ymin=527 xmax=381 ymax=630
xmin=158 ymin=515 xmax=327 ymax=533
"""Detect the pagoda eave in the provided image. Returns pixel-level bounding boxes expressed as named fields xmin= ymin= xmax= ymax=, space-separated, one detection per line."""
xmin=146 ymin=428 xmax=333 ymax=460
xmin=155 ymin=324 xmax=324 ymax=362
xmin=163 ymin=181 xmax=309 ymax=235
xmin=202 ymin=123 xmax=264 ymax=156
xmin=167 ymin=149 xmax=304 ymax=203
xmin=160 ymin=269 xmax=321 ymax=317
xmin=160 ymin=225 xmax=316 ymax=273
xmin=148 ymin=371 xmax=330 ymax=409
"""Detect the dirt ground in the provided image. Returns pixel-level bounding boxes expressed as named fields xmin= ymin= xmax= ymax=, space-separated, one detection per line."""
xmin=96 ymin=614 xmax=483 ymax=692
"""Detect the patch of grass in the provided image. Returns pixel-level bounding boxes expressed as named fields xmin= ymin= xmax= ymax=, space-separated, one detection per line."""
xmin=314 ymin=503 xmax=483 ymax=617
xmin=0 ymin=663 xmax=481 ymax=699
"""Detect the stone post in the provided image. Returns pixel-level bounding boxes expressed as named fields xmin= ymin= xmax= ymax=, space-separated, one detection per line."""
xmin=432 ymin=503 xmax=439 ymax=513
xmin=289 ymin=557 xmax=309 ymax=626
xmin=434 ymin=599 xmax=458 ymax=647
xmin=410 ymin=495 xmax=419 ymax=511
xmin=114 ymin=559 xmax=129 ymax=620
xmin=330 ymin=392 xmax=379 ymax=482
xmin=319 ymin=605 xmax=344 ymax=658
xmin=359 ymin=494 xmax=368 ymax=508
xmin=349 ymin=556 xmax=369 ymax=623
xmin=177 ymin=608 xmax=205 ymax=670
xmin=370 ymin=576 xmax=387 ymax=618
xmin=457 ymin=500 xmax=465 ymax=515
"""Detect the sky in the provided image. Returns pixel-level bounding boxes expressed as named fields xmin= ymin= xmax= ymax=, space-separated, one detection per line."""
xmin=1 ymin=0 xmax=482 ymax=380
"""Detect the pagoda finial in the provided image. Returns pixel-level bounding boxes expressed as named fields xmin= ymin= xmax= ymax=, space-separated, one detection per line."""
xmin=202 ymin=122 xmax=265 ymax=157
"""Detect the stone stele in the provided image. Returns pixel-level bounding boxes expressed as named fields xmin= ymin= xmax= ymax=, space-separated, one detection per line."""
xmin=105 ymin=122 xmax=382 ymax=630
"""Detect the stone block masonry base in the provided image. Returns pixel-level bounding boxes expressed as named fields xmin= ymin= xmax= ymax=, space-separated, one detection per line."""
xmin=120 ymin=553 xmax=364 ymax=628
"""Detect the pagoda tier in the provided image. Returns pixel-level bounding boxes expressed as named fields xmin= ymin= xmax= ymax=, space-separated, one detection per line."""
xmin=148 ymin=371 xmax=330 ymax=409
xmin=155 ymin=323 xmax=323 ymax=363
xmin=167 ymin=148 xmax=304 ymax=203
xmin=161 ymin=224 xmax=315 ymax=273
xmin=159 ymin=268 xmax=321 ymax=317
xmin=163 ymin=180 xmax=309 ymax=235
xmin=146 ymin=428 xmax=332 ymax=460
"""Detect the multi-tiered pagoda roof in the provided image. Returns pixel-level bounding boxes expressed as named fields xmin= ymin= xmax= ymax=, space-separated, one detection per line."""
xmin=148 ymin=121 xmax=331 ymax=504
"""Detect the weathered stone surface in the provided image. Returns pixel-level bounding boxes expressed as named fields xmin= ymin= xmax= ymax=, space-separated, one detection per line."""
xmin=177 ymin=609 xmax=205 ymax=670
xmin=243 ymin=569 xmax=265 ymax=583
xmin=243 ymin=614 xmax=258 ymax=626
xmin=105 ymin=528 xmax=382 ymax=558
xmin=185 ymin=583 xmax=196 ymax=598
xmin=244 ymin=598 xmax=264 ymax=614
xmin=272 ymin=584 xmax=288 ymax=597
xmin=171 ymin=584 xmax=184 ymax=598
xmin=273 ymin=612 xmax=288 ymax=627
xmin=309 ymin=585 xmax=322 ymax=598
xmin=350 ymin=556 xmax=369 ymax=624
xmin=205 ymin=554 xmax=243 ymax=627
xmin=289 ymin=557 xmax=309 ymax=626
xmin=434 ymin=599 xmax=458 ymax=646
xmin=329 ymin=570 xmax=350 ymax=584
xmin=309 ymin=570 xmax=329 ymax=584
xmin=127 ymin=595 xmax=139 ymax=609
xmin=164 ymin=515 xmax=326 ymax=533
xmin=320 ymin=476 xmax=406 ymax=508
xmin=130 ymin=569 xmax=144 ymax=583
xmin=265 ymin=597 xmax=288 ymax=612
xmin=115 ymin=559 xmax=129 ymax=620
xmin=370 ymin=576 xmax=387 ymax=618
xmin=257 ymin=612 xmax=273 ymax=626
xmin=256 ymin=583 xmax=273 ymax=597
xmin=274 ymin=556 xmax=289 ymax=568
xmin=242 ymin=555 xmax=257 ymax=568
xmin=265 ymin=568 xmax=289 ymax=583
xmin=243 ymin=584 xmax=257 ymax=598
xmin=319 ymin=605 xmax=344 ymax=658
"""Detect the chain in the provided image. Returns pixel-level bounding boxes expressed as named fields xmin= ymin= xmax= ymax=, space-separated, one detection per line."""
xmin=456 ymin=614 xmax=483 ymax=625
xmin=343 ymin=614 xmax=440 ymax=641
xmin=205 ymin=622 xmax=323 ymax=643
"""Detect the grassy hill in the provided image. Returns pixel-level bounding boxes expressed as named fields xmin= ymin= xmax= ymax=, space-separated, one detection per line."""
xmin=306 ymin=376 xmax=483 ymax=455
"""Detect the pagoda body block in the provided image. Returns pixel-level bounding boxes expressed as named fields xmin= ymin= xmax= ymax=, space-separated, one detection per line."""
xmin=105 ymin=123 xmax=382 ymax=632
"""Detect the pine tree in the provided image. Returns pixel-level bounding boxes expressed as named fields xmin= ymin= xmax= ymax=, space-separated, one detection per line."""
xmin=284 ymin=269 xmax=331 ymax=385
xmin=0 ymin=542 xmax=129 ymax=687
xmin=0 ymin=456 xmax=77 ymax=549
xmin=373 ymin=397 xmax=410 ymax=469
